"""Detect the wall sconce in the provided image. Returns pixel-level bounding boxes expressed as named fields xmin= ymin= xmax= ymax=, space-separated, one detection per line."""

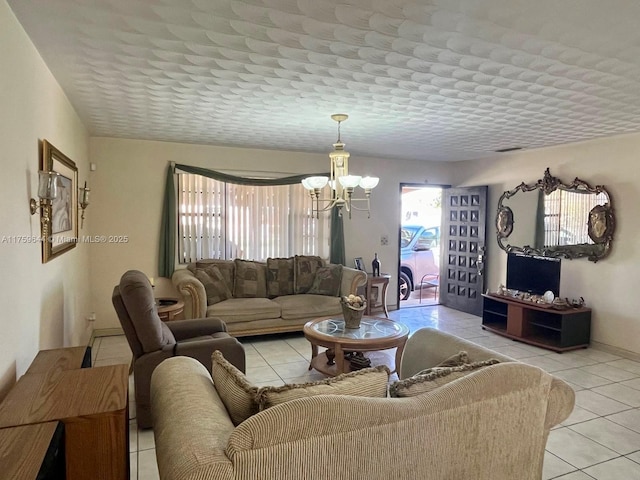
xmin=78 ymin=181 xmax=90 ymax=228
xmin=30 ymin=171 xmax=60 ymax=239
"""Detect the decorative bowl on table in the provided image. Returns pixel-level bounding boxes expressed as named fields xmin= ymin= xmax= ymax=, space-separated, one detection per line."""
xmin=341 ymin=294 xmax=366 ymax=329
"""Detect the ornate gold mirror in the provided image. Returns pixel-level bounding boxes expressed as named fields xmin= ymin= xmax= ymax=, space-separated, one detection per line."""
xmin=496 ymin=168 xmax=615 ymax=262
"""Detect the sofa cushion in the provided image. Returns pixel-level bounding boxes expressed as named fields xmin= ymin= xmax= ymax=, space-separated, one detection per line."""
xmin=194 ymin=267 xmax=233 ymax=306
xmin=207 ymin=298 xmax=281 ymax=323
xmin=294 ymin=255 xmax=324 ymax=294
xmin=266 ymin=257 xmax=294 ymax=297
xmin=255 ymin=365 xmax=390 ymax=411
xmin=389 ymin=359 xmax=501 ymax=397
xmin=234 ymin=259 xmax=267 ymax=298
xmin=211 ymin=351 xmax=259 ymax=426
xmin=307 ymin=264 xmax=343 ymax=296
xmin=273 ymin=294 xmax=341 ymax=320
xmin=190 ymin=259 xmax=235 ymax=296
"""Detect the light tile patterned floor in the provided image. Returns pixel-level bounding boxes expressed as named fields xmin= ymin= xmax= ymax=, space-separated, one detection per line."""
xmin=92 ymin=305 xmax=640 ymax=480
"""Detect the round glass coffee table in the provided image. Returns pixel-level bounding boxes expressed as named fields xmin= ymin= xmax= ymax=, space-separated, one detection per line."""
xmin=303 ymin=316 xmax=409 ymax=376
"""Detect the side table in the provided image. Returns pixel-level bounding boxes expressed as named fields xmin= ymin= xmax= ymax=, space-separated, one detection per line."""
xmin=364 ymin=274 xmax=390 ymax=318
xmin=156 ymin=297 xmax=184 ymax=321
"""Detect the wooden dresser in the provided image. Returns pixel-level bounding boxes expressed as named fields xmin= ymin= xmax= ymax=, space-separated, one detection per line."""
xmin=0 ymin=347 xmax=129 ymax=479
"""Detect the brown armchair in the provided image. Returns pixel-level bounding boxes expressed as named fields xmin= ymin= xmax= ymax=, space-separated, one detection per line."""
xmin=112 ymin=270 xmax=245 ymax=428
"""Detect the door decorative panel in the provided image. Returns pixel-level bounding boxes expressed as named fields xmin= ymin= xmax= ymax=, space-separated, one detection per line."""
xmin=440 ymin=186 xmax=487 ymax=316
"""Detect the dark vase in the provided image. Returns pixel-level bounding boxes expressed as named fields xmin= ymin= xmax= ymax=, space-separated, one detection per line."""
xmin=372 ymin=253 xmax=381 ymax=277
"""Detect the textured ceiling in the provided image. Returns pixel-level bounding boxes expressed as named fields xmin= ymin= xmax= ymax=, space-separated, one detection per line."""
xmin=8 ymin=0 xmax=640 ymax=162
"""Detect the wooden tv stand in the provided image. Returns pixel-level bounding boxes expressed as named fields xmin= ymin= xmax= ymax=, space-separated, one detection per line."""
xmin=482 ymin=294 xmax=591 ymax=352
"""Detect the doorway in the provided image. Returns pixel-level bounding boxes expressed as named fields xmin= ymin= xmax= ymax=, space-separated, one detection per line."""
xmin=398 ymin=184 xmax=443 ymax=308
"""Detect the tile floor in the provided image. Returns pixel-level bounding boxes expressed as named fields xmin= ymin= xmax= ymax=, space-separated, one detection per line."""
xmin=91 ymin=305 xmax=640 ymax=479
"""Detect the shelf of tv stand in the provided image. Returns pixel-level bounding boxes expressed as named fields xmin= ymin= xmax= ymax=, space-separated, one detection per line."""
xmin=481 ymin=294 xmax=591 ymax=353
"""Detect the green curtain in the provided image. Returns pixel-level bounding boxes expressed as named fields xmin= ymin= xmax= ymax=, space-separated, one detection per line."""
xmin=173 ymin=163 xmax=326 ymax=186
xmin=158 ymin=163 xmax=330 ymax=277
xmin=330 ymin=206 xmax=345 ymax=265
xmin=158 ymin=164 xmax=176 ymax=277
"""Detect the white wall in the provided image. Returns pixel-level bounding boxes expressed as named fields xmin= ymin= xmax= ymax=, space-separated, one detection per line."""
xmin=455 ymin=132 xmax=640 ymax=355
xmin=88 ymin=137 xmax=455 ymax=329
xmin=0 ymin=1 xmax=90 ymax=398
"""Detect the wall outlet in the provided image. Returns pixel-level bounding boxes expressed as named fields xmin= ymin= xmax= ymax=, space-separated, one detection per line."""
xmin=380 ymin=235 xmax=389 ymax=246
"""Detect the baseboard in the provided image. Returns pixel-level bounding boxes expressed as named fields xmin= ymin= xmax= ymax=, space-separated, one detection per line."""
xmin=89 ymin=328 xmax=125 ymax=347
xmin=591 ymin=340 xmax=640 ymax=362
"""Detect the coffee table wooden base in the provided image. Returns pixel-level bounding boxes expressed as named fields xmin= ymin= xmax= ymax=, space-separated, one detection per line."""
xmin=309 ymin=349 xmax=400 ymax=377
xmin=304 ymin=317 xmax=409 ymax=377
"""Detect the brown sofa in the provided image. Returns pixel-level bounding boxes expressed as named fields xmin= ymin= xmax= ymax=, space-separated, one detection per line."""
xmin=172 ymin=256 xmax=367 ymax=336
xmin=112 ymin=270 xmax=245 ymax=428
xmin=150 ymin=328 xmax=574 ymax=479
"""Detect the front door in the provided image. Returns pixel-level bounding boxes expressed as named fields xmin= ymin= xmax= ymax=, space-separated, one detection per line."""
xmin=440 ymin=186 xmax=488 ymax=316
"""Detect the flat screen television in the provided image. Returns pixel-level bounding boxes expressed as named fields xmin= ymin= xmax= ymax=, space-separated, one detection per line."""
xmin=506 ymin=253 xmax=561 ymax=297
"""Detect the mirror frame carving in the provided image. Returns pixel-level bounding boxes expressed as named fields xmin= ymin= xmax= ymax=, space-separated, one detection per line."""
xmin=496 ymin=168 xmax=615 ymax=262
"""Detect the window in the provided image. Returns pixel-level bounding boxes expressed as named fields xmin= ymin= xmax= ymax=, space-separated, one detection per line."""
xmin=543 ymin=190 xmax=607 ymax=246
xmin=178 ymin=173 xmax=329 ymax=263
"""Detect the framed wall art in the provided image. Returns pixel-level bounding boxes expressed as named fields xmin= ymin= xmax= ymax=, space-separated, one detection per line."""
xmin=42 ymin=140 xmax=78 ymax=263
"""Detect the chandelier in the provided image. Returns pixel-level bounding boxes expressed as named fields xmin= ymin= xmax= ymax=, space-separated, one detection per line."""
xmin=302 ymin=114 xmax=379 ymax=218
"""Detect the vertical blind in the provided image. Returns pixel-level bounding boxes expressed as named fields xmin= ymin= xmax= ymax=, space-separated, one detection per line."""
xmin=544 ymin=190 xmax=607 ymax=246
xmin=178 ymin=174 xmax=329 ymax=262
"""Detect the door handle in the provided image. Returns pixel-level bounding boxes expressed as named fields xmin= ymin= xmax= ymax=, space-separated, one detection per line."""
xmin=477 ymin=246 xmax=486 ymax=276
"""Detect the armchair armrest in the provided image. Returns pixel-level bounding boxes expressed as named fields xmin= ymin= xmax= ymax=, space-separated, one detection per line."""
xmin=172 ymin=268 xmax=207 ymax=319
xmin=340 ymin=267 xmax=367 ymax=296
xmin=167 ymin=317 xmax=228 ymax=340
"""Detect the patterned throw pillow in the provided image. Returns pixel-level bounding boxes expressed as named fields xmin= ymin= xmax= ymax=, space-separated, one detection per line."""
xmin=234 ymin=259 xmax=267 ymax=298
xmin=266 ymin=257 xmax=294 ymax=297
xmin=389 ymin=359 xmax=501 ymax=397
xmin=307 ymin=264 xmax=343 ymax=296
xmin=255 ymin=365 xmax=390 ymax=411
xmin=194 ymin=267 xmax=232 ymax=305
xmin=294 ymin=255 xmax=324 ymax=294
xmin=436 ymin=351 xmax=470 ymax=367
xmin=211 ymin=351 xmax=259 ymax=425
xmin=190 ymin=260 xmax=235 ymax=296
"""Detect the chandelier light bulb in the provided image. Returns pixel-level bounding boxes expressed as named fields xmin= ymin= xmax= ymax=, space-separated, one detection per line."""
xmin=338 ymin=175 xmax=362 ymax=189
xmin=306 ymin=176 xmax=329 ymax=189
xmin=359 ymin=176 xmax=380 ymax=190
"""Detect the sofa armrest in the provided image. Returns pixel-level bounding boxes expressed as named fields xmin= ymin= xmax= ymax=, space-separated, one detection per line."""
xmin=151 ymin=357 xmax=234 ymax=479
xmin=545 ymin=377 xmax=576 ymax=429
xmin=172 ymin=268 xmax=207 ymax=319
xmin=167 ymin=317 xmax=228 ymax=340
xmin=399 ymin=327 xmax=515 ymax=379
xmin=340 ymin=267 xmax=367 ymax=296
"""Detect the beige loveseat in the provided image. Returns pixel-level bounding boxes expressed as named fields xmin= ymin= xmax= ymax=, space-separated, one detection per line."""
xmin=172 ymin=256 xmax=366 ymax=336
xmin=150 ymin=328 xmax=574 ymax=480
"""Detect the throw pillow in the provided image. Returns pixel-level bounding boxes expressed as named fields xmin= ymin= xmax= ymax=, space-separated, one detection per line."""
xmin=234 ymin=259 xmax=267 ymax=298
xmin=194 ymin=267 xmax=233 ymax=306
xmin=211 ymin=351 xmax=259 ymax=426
xmin=190 ymin=260 xmax=236 ymax=296
xmin=266 ymin=257 xmax=295 ymax=297
xmin=389 ymin=359 xmax=501 ymax=398
xmin=294 ymin=255 xmax=324 ymax=294
xmin=436 ymin=350 xmax=470 ymax=367
xmin=307 ymin=264 xmax=343 ymax=297
xmin=255 ymin=365 xmax=390 ymax=411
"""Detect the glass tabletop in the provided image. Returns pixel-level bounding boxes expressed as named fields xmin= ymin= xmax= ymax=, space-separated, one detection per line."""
xmin=311 ymin=318 xmax=409 ymax=340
